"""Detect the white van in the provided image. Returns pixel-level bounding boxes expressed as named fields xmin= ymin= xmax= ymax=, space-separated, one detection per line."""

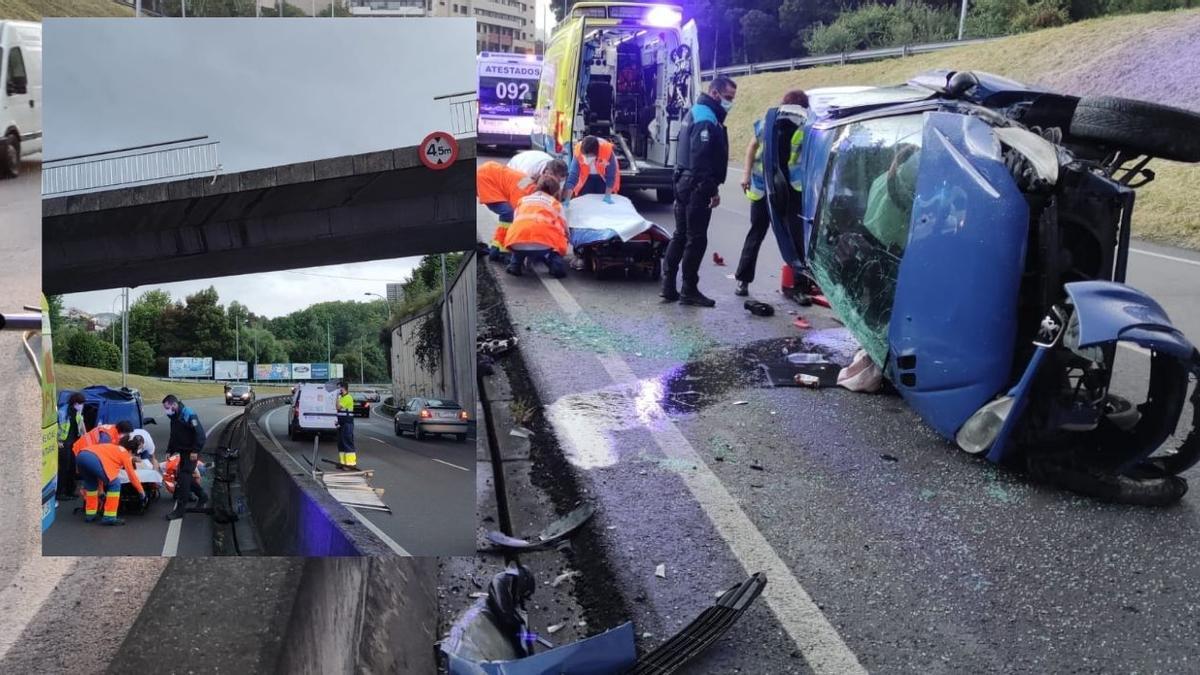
xmin=0 ymin=21 xmax=41 ymax=179
xmin=288 ymin=383 xmax=339 ymax=441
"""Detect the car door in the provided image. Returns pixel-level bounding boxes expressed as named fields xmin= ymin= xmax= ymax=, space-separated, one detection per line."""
xmin=396 ymin=398 xmax=413 ymax=426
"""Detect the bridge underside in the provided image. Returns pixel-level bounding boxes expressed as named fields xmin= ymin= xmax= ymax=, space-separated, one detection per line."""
xmin=43 ymin=140 xmax=477 ymax=294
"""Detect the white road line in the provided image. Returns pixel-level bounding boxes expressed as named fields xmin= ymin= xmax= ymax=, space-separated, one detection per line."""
xmin=161 ymin=519 xmax=182 ymax=557
xmin=431 ymin=458 xmax=470 ymax=472
xmin=346 ymin=507 xmax=411 ymax=556
xmin=537 ymin=275 xmax=866 ymax=674
xmin=0 ymin=557 xmax=76 ymax=663
xmin=1129 ymin=247 xmax=1200 ymax=267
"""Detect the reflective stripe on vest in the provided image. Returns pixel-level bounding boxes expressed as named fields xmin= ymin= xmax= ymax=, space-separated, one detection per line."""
xmin=58 ymin=409 xmax=84 ymax=442
xmin=746 ymin=121 xmax=805 ymax=201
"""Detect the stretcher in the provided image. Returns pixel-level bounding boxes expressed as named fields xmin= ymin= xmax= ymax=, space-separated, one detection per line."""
xmin=566 ymin=193 xmax=670 ymax=279
xmin=116 ymin=460 xmax=163 ymax=515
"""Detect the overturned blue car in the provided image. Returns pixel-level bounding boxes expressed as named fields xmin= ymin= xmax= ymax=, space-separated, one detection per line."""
xmin=763 ymin=70 xmax=1200 ymax=505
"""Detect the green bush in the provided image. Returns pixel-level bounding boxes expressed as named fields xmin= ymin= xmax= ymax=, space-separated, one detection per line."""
xmin=65 ymin=330 xmax=120 ymax=371
xmin=1013 ymin=0 xmax=1072 ymax=30
xmin=129 ymin=340 xmax=155 ymax=376
xmin=804 ymin=2 xmax=959 ymax=55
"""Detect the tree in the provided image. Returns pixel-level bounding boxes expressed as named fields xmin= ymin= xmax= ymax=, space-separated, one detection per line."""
xmin=65 ymin=330 xmax=120 ymax=371
xmin=318 ymin=0 xmax=349 ymax=16
xmin=47 ymin=295 xmax=65 ymax=335
xmin=129 ymin=340 xmax=155 ymax=376
xmin=740 ymin=9 xmax=788 ymax=62
xmin=128 ymin=289 xmax=173 ymax=354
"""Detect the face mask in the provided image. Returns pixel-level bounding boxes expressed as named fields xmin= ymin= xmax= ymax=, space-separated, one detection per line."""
xmin=165 ymin=407 xmax=177 ymax=417
xmin=73 ymin=403 xmax=83 ymax=412
xmin=720 ymin=98 xmax=734 ymax=113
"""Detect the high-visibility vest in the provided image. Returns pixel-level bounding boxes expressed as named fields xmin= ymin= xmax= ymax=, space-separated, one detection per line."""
xmin=477 ymin=162 xmax=537 ymax=208
xmin=79 ymin=442 xmax=144 ymax=494
xmin=57 ymin=407 xmax=85 ymax=443
xmin=746 ymin=118 xmax=805 ymax=201
xmin=505 ymin=192 xmax=569 ymax=256
xmin=72 ymin=423 xmax=121 ymax=456
xmin=572 ymin=140 xmax=621 ymax=196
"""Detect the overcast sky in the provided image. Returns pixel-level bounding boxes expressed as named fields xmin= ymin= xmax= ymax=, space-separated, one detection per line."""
xmin=44 ymin=18 xmax=475 ymax=174
xmin=62 ymin=256 xmax=420 ymax=319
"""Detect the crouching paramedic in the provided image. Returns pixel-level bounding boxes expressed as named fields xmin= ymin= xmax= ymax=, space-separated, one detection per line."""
xmin=76 ymin=435 xmax=146 ymax=526
xmin=478 ymin=159 xmax=568 ymax=262
xmin=503 ymin=175 xmax=569 ymax=279
xmin=162 ymin=395 xmax=208 ymax=520
xmin=564 ymin=136 xmax=621 ymax=203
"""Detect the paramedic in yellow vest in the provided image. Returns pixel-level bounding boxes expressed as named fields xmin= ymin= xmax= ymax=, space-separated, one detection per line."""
xmin=479 ymin=159 xmax=569 ymax=262
xmin=564 ymin=136 xmax=621 ymax=203
xmin=736 ymin=90 xmax=810 ymax=297
xmin=336 ymin=381 xmax=358 ymax=469
xmin=56 ymin=392 xmax=88 ymax=501
xmin=504 ymin=175 xmax=570 ymax=279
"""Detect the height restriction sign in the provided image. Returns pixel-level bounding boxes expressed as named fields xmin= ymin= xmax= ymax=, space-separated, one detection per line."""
xmin=420 ymin=131 xmax=459 ymax=170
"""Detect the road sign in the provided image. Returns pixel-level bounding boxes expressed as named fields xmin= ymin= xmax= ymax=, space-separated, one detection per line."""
xmin=420 ymin=131 xmax=459 ymax=170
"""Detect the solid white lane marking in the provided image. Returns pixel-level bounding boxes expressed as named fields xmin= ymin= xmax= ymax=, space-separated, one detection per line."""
xmin=535 ymin=276 xmax=866 ymax=674
xmin=1129 ymin=247 xmax=1200 ymax=267
xmin=346 ymin=507 xmax=411 ymax=556
xmin=0 ymin=557 xmax=76 ymax=662
xmin=161 ymin=519 xmax=182 ymax=557
xmin=431 ymin=458 xmax=470 ymax=472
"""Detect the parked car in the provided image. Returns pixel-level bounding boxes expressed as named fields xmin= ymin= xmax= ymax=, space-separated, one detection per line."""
xmin=350 ymin=391 xmax=372 ymax=418
xmin=394 ymin=397 xmax=469 ymax=442
xmin=288 ymin=383 xmax=338 ymax=441
xmin=225 ymin=384 xmax=255 ymax=406
xmin=763 ymin=70 xmax=1200 ymax=505
xmin=0 ymin=20 xmax=41 ymax=179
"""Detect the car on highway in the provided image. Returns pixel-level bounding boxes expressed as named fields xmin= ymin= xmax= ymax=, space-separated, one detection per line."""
xmin=288 ymin=383 xmax=338 ymax=441
xmin=225 ymin=384 xmax=255 ymax=406
xmin=350 ymin=391 xmax=372 ymax=418
xmin=763 ymin=70 xmax=1200 ymax=505
xmin=1 ymin=20 xmax=41 ymax=179
xmin=394 ymin=397 xmax=469 ymax=442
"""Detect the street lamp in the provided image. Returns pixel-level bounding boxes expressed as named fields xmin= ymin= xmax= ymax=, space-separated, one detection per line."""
xmin=364 ymin=292 xmax=394 ymax=318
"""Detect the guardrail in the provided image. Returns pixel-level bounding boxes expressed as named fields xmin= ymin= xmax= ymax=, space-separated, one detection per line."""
xmin=700 ymin=37 xmax=999 ymax=80
xmin=436 ymin=90 xmax=479 ymax=138
xmin=42 ymin=137 xmax=221 ymax=196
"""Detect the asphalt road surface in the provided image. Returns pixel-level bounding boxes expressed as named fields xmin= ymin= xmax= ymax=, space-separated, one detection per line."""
xmin=479 ymin=153 xmax=1200 ymax=673
xmin=257 ymin=402 xmax=476 ymax=556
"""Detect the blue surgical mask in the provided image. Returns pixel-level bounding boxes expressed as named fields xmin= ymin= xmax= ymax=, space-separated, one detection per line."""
xmin=73 ymin=403 xmax=84 ymax=412
xmin=721 ymin=99 xmax=734 ymax=113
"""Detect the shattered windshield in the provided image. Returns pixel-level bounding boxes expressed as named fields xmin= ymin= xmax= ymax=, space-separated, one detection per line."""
xmin=809 ymin=113 xmax=925 ymax=367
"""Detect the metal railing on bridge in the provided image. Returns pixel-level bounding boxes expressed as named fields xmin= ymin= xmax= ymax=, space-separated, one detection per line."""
xmin=435 ymin=90 xmax=478 ymax=138
xmin=42 ymin=136 xmax=221 ymax=197
xmin=699 ymin=37 xmax=999 ymax=80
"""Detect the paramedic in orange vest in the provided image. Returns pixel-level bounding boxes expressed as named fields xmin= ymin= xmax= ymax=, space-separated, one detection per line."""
xmin=72 ymin=420 xmax=132 ymax=456
xmin=564 ymin=136 xmax=621 ymax=202
xmin=504 ymin=175 xmax=569 ymax=279
xmin=76 ymin=435 xmax=147 ymax=526
xmin=478 ymin=159 xmax=568 ymax=262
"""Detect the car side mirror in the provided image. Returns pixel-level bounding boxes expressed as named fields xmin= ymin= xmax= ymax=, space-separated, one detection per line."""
xmin=143 ymin=417 xmax=157 ymax=425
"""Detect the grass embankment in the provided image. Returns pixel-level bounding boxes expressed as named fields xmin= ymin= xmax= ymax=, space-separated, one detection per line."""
xmin=55 ymin=364 xmax=292 ymax=403
xmin=0 ymin=0 xmax=132 ymax=19
xmin=727 ymin=9 xmax=1200 ymax=250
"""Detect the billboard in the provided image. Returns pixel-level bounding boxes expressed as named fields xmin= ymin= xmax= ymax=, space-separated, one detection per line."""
xmin=332 ymin=363 xmax=344 ymax=378
xmin=311 ymin=362 xmax=330 ymax=380
xmin=168 ymin=356 xmax=213 ymax=378
xmin=214 ymin=360 xmax=249 ymax=380
xmin=292 ymin=363 xmax=312 ymax=380
xmin=255 ymin=363 xmax=291 ymax=381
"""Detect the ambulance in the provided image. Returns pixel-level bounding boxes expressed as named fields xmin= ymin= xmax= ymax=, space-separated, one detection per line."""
xmin=533 ymin=2 xmax=699 ymax=203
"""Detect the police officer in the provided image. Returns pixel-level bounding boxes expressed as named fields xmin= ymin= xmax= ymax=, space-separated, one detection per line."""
xmin=662 ymin=75 xmax=738 ymax=308
xmin=162 ymin=394 xmax=208 ymax=520
xmin=57 ymin=392 xmax=88 ymax=501
xmin=736 ymin=89 xmax=811 ymax=297
xmin=336 ymin=381 xmax=358 ymax=469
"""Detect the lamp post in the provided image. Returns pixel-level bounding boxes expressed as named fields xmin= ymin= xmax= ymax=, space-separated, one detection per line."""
xmin=364 ymin=292 xmax=394 ymax=318
xmin=958 ymin=0 xmax=968 ymax=40
xmin=121 ymin=288 xmax=128 ymax=388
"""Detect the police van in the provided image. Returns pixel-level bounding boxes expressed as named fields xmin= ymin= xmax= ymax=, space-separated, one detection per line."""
xmin=533 ymin=2 xmax=699 ymax=203
xmin=1 ymin=21 xmax=41 ymax=179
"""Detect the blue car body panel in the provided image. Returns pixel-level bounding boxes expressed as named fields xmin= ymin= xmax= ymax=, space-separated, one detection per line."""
xmin=57 ymin=385 xmax=145 ymax=430
xmin=447 ymin=622 xmax=636 ymax=675
xmin=887 ymin=112 xmax=1030 ymax=439
xmin=1065 ymin=281 xmax=1196 ymax=360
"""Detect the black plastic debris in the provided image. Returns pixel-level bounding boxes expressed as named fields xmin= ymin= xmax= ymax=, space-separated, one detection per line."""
xmin=631 ymin=572 xmax=768 ymax=674
xmin=880 ymin=454 xmax=899 ymax=463
xmin=485 ymin=502 xmax=597 ymax=551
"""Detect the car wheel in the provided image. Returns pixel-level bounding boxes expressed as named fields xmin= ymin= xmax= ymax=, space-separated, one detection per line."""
xmin=394 ymin=420 xmax=401 ymax=436
xmin=0 ymin=135 xmax=19 ymax=179
xmin=655 ymin=188 xmax=674 ymax=204
xmin=288 ymin=420 xmax=297 ymax=442
xmin=414 ymin=423 xmax=424 ymax=441
xmin=455 ymin=433 xmax=467 ymax=442
xmin=1068 ymin=96 xmax=1200 ymax=163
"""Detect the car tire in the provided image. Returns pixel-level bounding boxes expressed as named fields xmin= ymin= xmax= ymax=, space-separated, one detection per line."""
xmin=1068 ymin=96 xmax=1200 ymax=163
xmin=288 ymin=420 xmax=297 ymax=442
xmin=414 ymin=423 xmax=424 ymax=441
xmin=0 ymin=134 xmax=19 ymax=179
xmin=656 ymin=188 xmax=674 ymax=204
xmin=394 ymin=421 xmax=401 ymax=436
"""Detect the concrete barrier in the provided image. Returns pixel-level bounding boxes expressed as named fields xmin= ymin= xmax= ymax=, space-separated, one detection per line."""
xmin=233 ymin=396 xmax=392 ymax=557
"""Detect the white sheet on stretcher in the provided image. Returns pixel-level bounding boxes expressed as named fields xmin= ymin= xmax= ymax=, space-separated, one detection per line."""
xmin=119 ymin=459 xmax=163 ymax=485
xmin=566 ymin=193 xmax=670 ymax=248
